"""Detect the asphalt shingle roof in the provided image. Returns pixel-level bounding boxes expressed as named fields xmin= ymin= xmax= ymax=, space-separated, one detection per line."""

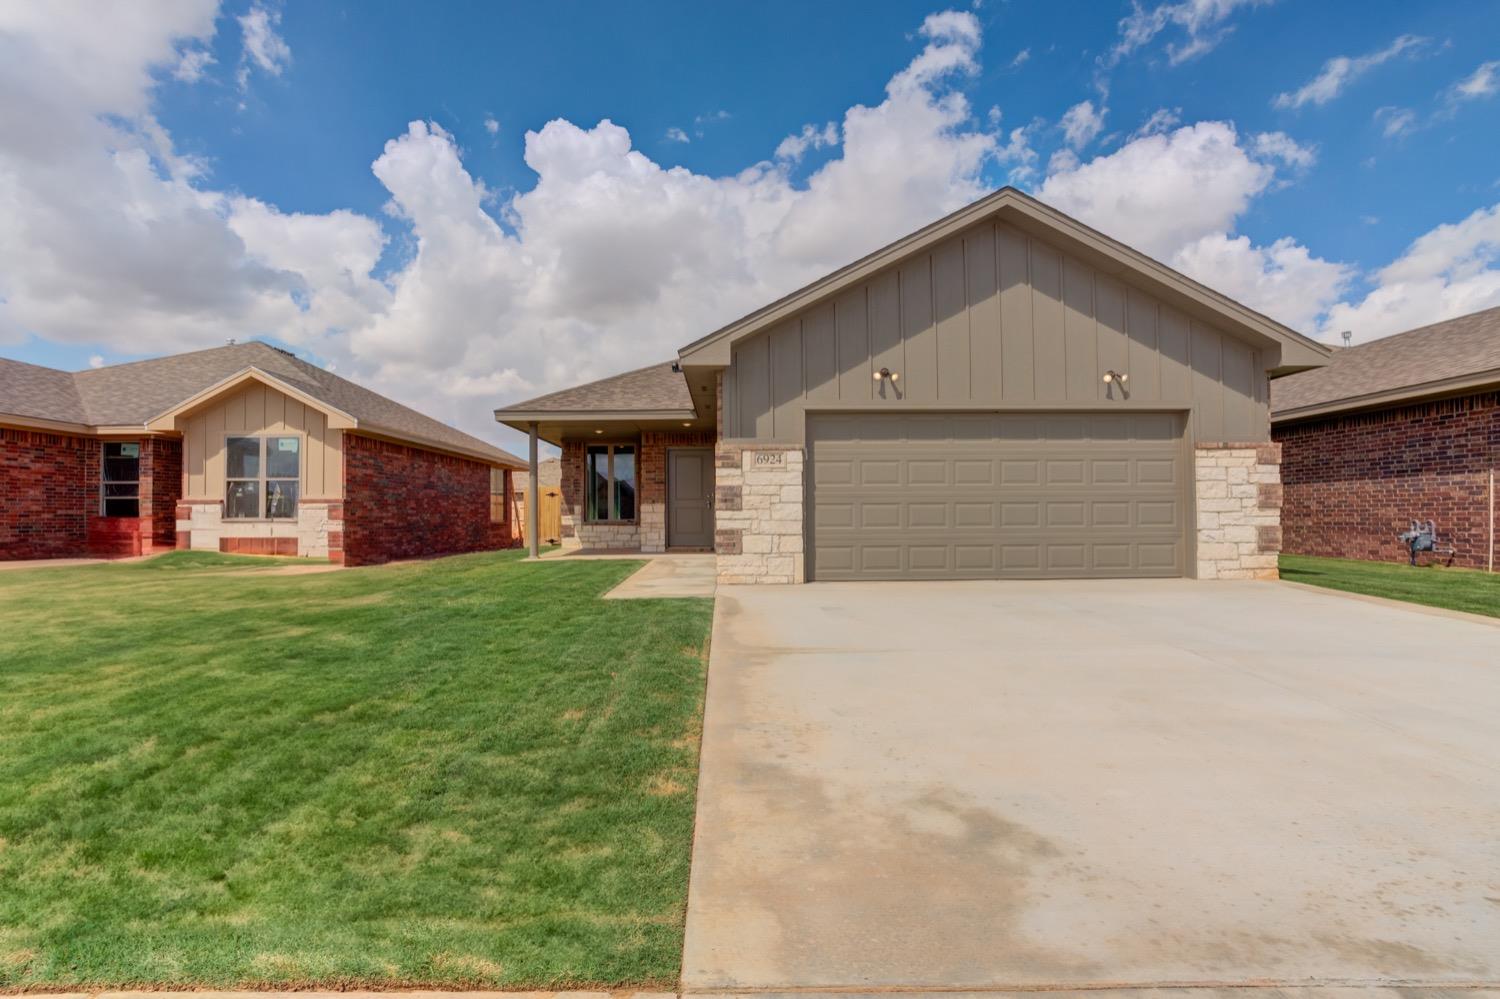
xmin=0 ymin=341 xmax=524 ymax=466
xmin=497 ymin=361 xmax=694 ymax=414
xmin=1271 ymin=306 xmax=1500 ymax=417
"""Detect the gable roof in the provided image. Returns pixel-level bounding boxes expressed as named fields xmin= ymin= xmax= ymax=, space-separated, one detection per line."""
xmin=495 ymin=360 xmax=697 ymax=421
xmin=677 ymin=186 xmax=1330 ymax=373
xmin=1 ymin=342 xmax=524 ymax=467
xmin=1270 ymin=306 xmax=1500 ymax=421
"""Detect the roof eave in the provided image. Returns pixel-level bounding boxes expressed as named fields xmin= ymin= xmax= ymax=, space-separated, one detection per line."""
xmin=1271 ymin=367 xmax=1500 ymax=423
xmin=353 ymin=423 xmax=526 ymax=468
xmin=495 ymin=408 xmax=698 ymax=423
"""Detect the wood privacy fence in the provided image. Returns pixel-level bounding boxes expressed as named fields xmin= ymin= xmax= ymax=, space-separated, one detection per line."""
xmin=515 ymin=488 xmax=563 ymax=545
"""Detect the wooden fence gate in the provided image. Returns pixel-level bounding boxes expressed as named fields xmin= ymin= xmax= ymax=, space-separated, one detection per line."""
xmin=518 ymin=488 xmax=563 ymax=546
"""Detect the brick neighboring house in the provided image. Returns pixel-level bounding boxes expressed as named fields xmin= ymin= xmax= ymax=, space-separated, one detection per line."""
xmin=2 ymin=342 xmax=525 ymax=565
xmin=497 ymin=187 xmax=1330 ymax=584
xmin=1271 ymin=306 xmax=1500 ymax=571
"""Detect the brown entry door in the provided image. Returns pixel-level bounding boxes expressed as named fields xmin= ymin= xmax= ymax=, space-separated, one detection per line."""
xmin=668 ymin=449 xmax=715 ymax=548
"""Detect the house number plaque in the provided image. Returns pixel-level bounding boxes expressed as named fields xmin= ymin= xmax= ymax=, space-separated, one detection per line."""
xmin=753 ymin=452 xmax=785 ymax=466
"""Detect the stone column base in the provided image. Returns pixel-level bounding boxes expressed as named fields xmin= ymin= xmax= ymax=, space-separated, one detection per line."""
xmin=1194 ymin=442 xmax=1282 ymax=580
xmin=713 ymin=444 xmax=805 ymax=584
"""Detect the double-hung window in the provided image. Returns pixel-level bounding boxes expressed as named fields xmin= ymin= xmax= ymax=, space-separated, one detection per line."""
xmin=225 ymin=435 xmax=301 ymax=519
xmin=585 ymin=444 xmax=636 ymax=522
xmin=101 ymin=442 xmax=140 ymax=517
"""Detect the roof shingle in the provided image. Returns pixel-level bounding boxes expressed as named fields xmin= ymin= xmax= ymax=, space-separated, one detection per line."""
xmin=497 ymin=361 xmax=694 ymax=414
xmin=1 ymin=342 xmax=524 ymax=467
xmin=1271 ymin=306 xmax=1500 ymax=417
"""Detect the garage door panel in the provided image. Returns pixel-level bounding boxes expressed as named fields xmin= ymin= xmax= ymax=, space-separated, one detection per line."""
xmin=809 ymin=411 xmax=1186 ymax=580
xmin=908 ymin=546 xmax=950 ymax=571
xmin=814 ymin=458 xmax=854 ymax=486
xmin=956 ymin=502 xmax=996 ymax=527
xmin=1045 ymin=460 xmax=1086 ymax=485
xmin=1137 ymin=458 xmax=1178 ymax=484
xmin=1000 ymin=460 xmax=1041 ymax=484
xmin=907 ymin=459 xmax=950 ymax=485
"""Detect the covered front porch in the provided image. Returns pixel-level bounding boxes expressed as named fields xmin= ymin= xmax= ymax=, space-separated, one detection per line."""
xmin=495 ymin=361 xmax=722 ymax=558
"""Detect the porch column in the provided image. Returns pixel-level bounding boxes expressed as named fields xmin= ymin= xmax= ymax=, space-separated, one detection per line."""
xmin=527 ymin=422 xmax=540 ymax=560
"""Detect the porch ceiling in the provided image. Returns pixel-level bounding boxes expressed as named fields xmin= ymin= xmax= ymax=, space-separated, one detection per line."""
xmin=505 ymin=414 xmax=714 ymax=448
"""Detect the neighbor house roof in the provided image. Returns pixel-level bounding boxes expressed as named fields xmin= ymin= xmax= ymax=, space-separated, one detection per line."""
xmin=496 ymin=361 xmax=695 ymax=419
xmin=1 ymin=341 xmax=524 ymax=467
xmin=1271 ymin=306 xmax=1500 ymax=422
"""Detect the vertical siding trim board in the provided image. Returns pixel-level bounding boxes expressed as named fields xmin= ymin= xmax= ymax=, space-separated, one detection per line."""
xmin=724 ymin=223 xmax=1272 ymax=446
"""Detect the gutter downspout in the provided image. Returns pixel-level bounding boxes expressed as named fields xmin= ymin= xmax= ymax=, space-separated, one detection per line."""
xmin=1489 ymin=468 xmax=1495 ymax=573
xmin=527 ymin=422 xmax=540 ymax=561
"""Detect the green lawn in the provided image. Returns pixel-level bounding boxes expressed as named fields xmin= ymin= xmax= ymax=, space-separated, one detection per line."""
xmin=1280 ymin=553 xmax=1500 ymax=618
xmin=0 ymin=550 xmax=713 ymax=990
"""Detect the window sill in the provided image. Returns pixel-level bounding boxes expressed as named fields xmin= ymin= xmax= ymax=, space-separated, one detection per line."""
xmin=584 ymin=520 xmax=638 ymax=527
xmin=223 ymin=518 xmax=301 ymax=524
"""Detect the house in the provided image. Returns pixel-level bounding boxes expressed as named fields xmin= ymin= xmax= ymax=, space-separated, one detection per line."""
xmin=1 ymin=341 xmax=526 ymax=565
xmin=1271 ymin=306 xmax=1500 ymax=571
xmin=497 ymin=187 xmax=1329 ymax=583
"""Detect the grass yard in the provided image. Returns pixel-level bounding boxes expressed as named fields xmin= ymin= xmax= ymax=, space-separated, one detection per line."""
xmin=1280 ymin=553 xmax=1500 ymax=618
xmin=0 ymin=550 xmax=713 ymax=990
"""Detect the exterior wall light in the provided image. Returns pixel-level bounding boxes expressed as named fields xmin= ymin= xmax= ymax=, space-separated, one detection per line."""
xmin=1102 ymin=370 xmax=1129 ymax=384
xmin=873 ymin=367 xmax=900 ymax=383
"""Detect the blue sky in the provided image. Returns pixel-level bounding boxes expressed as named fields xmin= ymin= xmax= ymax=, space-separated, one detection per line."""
xmin=2 ymin=0 xmax=1498 ymax=448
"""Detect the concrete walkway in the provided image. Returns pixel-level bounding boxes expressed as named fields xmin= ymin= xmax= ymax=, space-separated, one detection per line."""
xmin=604 ymin=554 xmax=716 ymax=599
xmin=683 ymin=579 xmax=1500 ymax=991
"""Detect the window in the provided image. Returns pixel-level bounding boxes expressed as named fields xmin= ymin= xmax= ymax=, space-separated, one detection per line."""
xmin=585 ymin=444 xmax=636 ymax=522
xmin=225 ymin=436 xmax=300 ymax=519
xmin=101 ymin=442 xmax=140 ymax=517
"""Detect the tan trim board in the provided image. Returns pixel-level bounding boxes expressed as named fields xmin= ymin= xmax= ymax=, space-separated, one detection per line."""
xmin=1271 ymin=368 xmax=1500 ymax=423
xmin=0 ymin=414 xmax=180 ymax=436
xmin=146 ymin=366 xmax=358 ymax=432
xmin=0 ymin=413 xmax=94 ymax=434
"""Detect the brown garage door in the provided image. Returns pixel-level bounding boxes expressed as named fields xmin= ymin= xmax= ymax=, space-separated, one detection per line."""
xmin=809 ymin=411 xmax=1187 ymax=580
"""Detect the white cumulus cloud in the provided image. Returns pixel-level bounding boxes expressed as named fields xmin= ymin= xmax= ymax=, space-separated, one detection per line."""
xmin=1059 ymin=99 xmax=1107 ymax=150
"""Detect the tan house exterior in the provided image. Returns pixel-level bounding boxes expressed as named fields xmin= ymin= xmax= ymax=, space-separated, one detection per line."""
xmin=497 ymin=188 xmax=1329 ymax=583
xmin=3 ymin=342 xmax=525 ymax=564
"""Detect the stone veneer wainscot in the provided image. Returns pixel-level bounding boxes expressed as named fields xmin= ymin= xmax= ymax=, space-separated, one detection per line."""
xmin=1194 ymin=442 xmax=1282 ymax=580
xmin=712 ymin=444 xmax=805 ymax=584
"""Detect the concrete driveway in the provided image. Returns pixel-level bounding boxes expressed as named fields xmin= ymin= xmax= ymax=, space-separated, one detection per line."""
xmin=682 ymin=579 xmax=1500 ymax=991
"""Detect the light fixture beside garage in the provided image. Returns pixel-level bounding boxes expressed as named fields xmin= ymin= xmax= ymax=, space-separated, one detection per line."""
xmin=1102 ymin=370 xmax=1129 ymax=385
xmin=873 ymin=367 xmax=901 ymax=383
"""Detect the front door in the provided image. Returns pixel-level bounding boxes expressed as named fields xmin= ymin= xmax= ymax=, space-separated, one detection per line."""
xmin=668 ymin=448 xmax=715 ymax=548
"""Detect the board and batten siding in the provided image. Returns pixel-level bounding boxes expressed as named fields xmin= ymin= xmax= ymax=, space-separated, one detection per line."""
xmin=725 ymin=221 xmax=1269 ymax=444
xmin=181 ymin=382 xmax=343 ymax=500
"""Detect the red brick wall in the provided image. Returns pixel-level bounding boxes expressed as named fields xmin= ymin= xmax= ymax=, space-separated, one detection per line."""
xmin=342 ymin=432 xmax=517 ymax=566
xmin=141 ymin=436 xmax=182 ymax=551
xmin=1 ymin=427 xmax=92 ymax=559
xmin=1273 ymin=391 xmax=1499 ymax=569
